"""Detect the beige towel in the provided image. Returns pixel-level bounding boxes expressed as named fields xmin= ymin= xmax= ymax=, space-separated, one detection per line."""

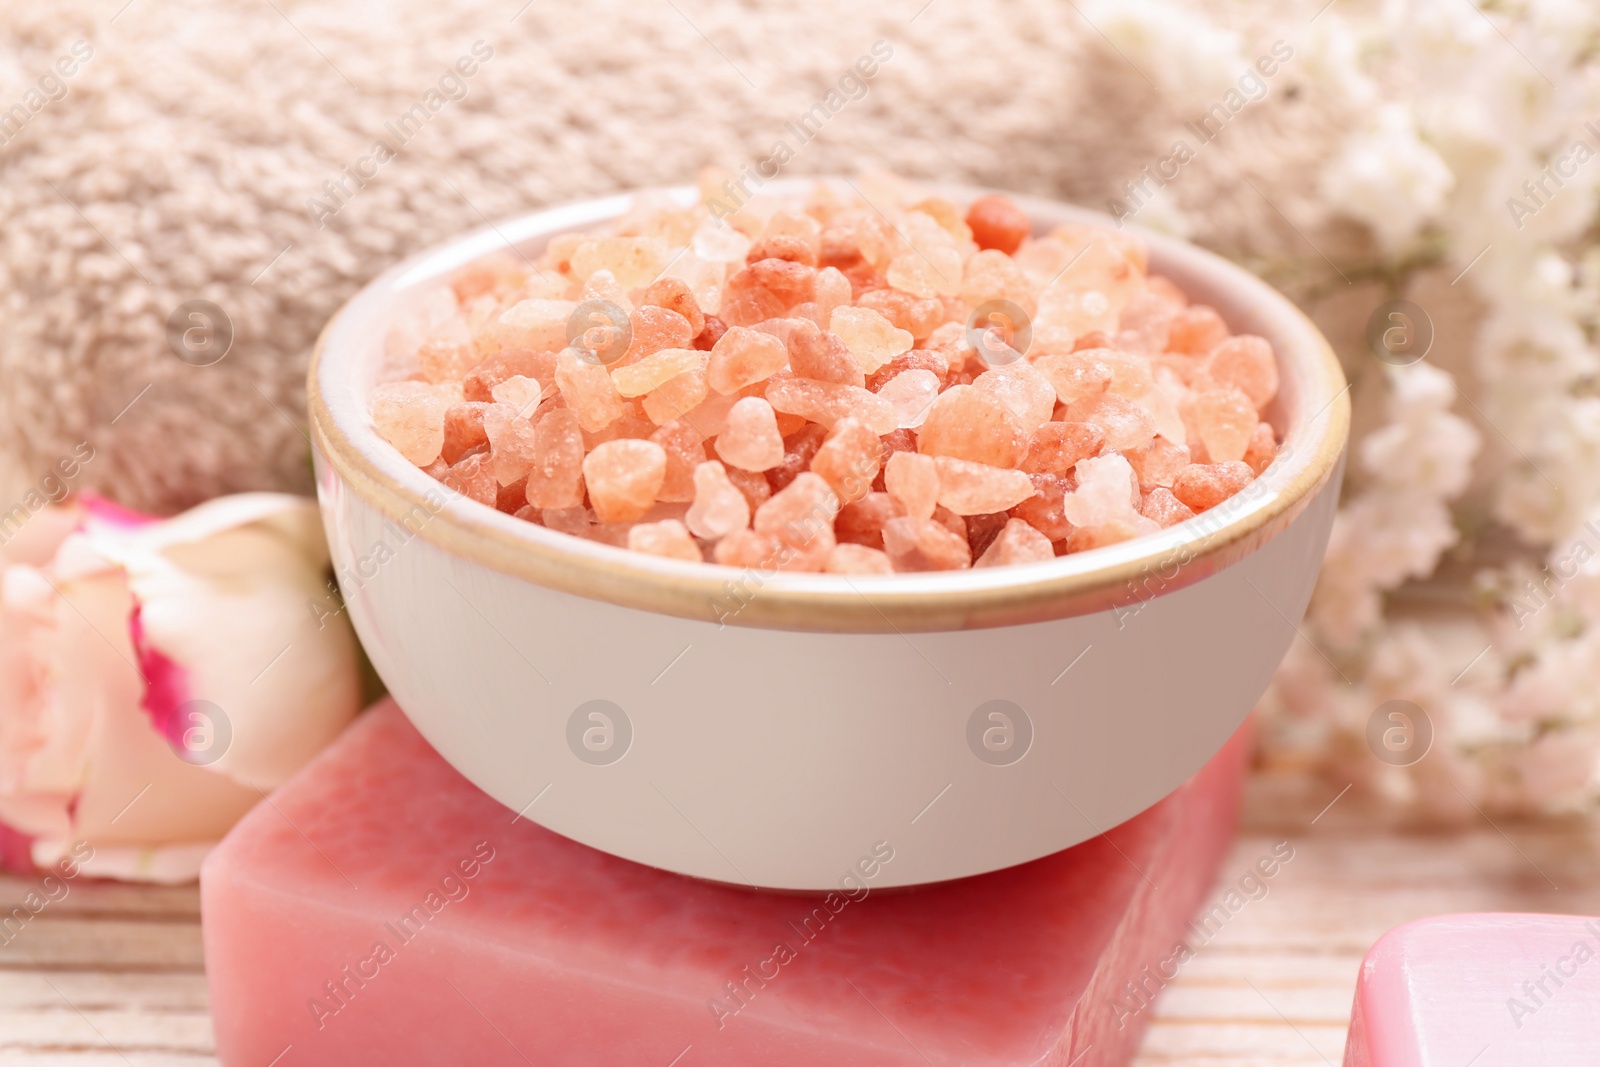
xmin=0 ymin=0 xmax=1352 ymax=514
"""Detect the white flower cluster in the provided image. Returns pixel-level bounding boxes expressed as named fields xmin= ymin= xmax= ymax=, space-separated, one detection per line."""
xmin=1101 ymin=0 xmax=1600 ymax=818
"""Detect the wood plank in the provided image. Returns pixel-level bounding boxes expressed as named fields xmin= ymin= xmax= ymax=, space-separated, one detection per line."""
xmin=0 ymin=920 xmax=204 ymax=972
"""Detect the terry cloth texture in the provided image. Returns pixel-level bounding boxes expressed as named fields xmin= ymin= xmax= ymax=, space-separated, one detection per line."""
xmin=0 ymin=0 xmax=1357 ymax=514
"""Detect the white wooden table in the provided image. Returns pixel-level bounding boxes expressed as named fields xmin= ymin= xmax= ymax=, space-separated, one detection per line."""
xmin=3 ymin=771 xmax=1593 ymax=1065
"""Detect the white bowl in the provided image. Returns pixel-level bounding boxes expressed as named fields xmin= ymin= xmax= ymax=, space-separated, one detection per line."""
xmin=309 ymin=181 xmax=1348 ymax=890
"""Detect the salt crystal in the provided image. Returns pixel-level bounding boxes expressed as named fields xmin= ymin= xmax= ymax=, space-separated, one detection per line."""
xmin=619 ymin=307 xmax=695 ymax=368
xmin=1070 ymin=392 xmax=1157 ymax=452
xmin=1243 ymin=421 xmax=1277 ymax=476
xmin=866 ymin=349 xmax=949 ymax=392
xmin=1010 ymin=473 xmax=1072 ymax=542
xmin=786 ymin=320 xmax=865 ymax=388
xmin=442 ymin=402 xmax=492 ymax=465
xmin=759 ymin=211 xmax=823 ymax=253
xmin=649 ymin=420 xmax=706 ymax=503
xmin=753 ymin=472 xmax=839 ymax=559
xmin=824 ymin=543 xmax=894 ymax=574
xmin=706 ymin=327 xmax=788 ymax=395
xmin=541 ymin=506 xmax=590 ymax=537
xmin=464 ymin=349 xmax=560 ymax=403
xmin=482 ymin=403 xmax=542 ymax=486
xmin=1171 ymin=462 xmax=1254 ymax=513
xmin=1141 ymin=487 xmax=1197 ymax=528
xmin=1034 ymin=352 xmax=1113 ymax=406
xmin=812 ymin=266 xmax=852 ymax=319
xmin=372 ymin=381 xmax=453 ymax=466
xmin=418 ymin=340 xmax=476 ymax=383
xmin=1022 ymin=422 xmax=1104 ymax=476
xmin=767 ymin=423 xmax=828 ymax=493
xmin=810 ymin=418 xmax=883 ymax=504
xmin=581 ymin=270 xmax=634 ymax=317
xmin=1125 ymin=436 xmax=1190 ymax=491
xmin=765 ymin=377 xmax=898 ymax=435
xmin=524 ymin=409 xmax=586 ymax=510
xmin=1116 ymin=290 xmax=1178 ymax=354
xmin=829 ymin=306 xmax=913 ymax=374
xmin=858 ymin=289 xmax=946 ymax=341
xmin=555 ymin=352 xmax=627 ymax=432
xmin=612 ymin=348 xmax=705 ymax=399
xmin=626 ymin=519 xmax=702 ymax=562
xmin=725 ymin=466 xmax=772 ymax=512
xmin=875 ymin=370 xmax=941 ymax=429
xmin=691 ymin=218 xmax=752 ymax=263
xmin=711 ymin=528 xmax=790 ymax=570
xmin=973 ymin=362 xmax=1056 ymax=431
xmin=883 ymin=451 xmax=940 ymax=521
xmin=1067 ymin=515 xmax=1160 ymax=550
xmin=640 ymin=277 xmax=704 ymax=338
xmin=490 ymin=375 xmax=544 ymax=416
xmin=965 ymin=194 xmax=1031 ymax=254
xmin=1204 ymin=335 xmax=1278 ymax=410
xmin=916 ymin=385 xmax=1029 ymax=468
xmin=582 ymin=439 xmax=667 ymax=523
xmin=715 ymin=397 xmax=785 ymax=472
xmin=685 ymin=460 xmax=751 ymax=540
xmin=886 ymin=248 xmax=964 ymax=299
xmin=741 ymin=258 xmax=815 ymax=306
xmin=571 ymin=236 xmax=668 ymax=289
xmin=719 ymin=287 xmax=789 ymax=327
xmin=745 ymin=234 xmax=818 ymax=268
xmin=438 ymin=452 xmax=498 ymax=508
xmin=492 ymin=299 xmax=577 ymax=354
xmin=881 ymin=517 xmax=971 ymax=571
xmin=960 ymin=249 xmax=1036 ymax=312
xmin=1166 ymin=305 xmax=1229 ymax=355
xmin=933 ymin=457 xmax=1036 ymax=515
xmin=1183 ymin=388 xmax=1257 ymax=464
xmin=835 ymin=492 xmax=905 ymax=549
xmin=1063 ymin=454 xmax=1142 ymax=528
xmin=975 ymin=517 xmax=1055 ymax=567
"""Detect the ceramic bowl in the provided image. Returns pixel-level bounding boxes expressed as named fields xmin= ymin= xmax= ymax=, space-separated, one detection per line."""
xmin=309 ymin=180 xmax=1348 ymax=890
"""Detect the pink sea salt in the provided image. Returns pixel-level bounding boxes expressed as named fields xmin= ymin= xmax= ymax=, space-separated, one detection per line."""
xmin=707 ymin=326 xmax=788 ymax=395
xmin=626 ymin=519 xmax=702 ymax=562
xmin=716 ymin=397 xmax=785 ymax=472
xmin=765 ymin=377 xmax=898 ymax=435
xmin=372 ymin=381 xmax=455 ymax=466
xmin=582 ymin=439 xmax=667 ymax=523
xmin=932 ymin=457 xmax=1036 ymax=516
xmin=916 ymin=385 xmax=1029 ymax=468
xmin=824 ymin=542 xmax=894 ymax=574
xmin=881 ymin=516 xmax=971 ymax=571
xmin=376 ymin=179 xmax=1283 ymax=574
xmin=883 ymin=451 xmax=940 ymax=521
xmin=810 ymin=418 xmax=883 ymax=504
xmin=685 ymin=460 xmax=751 ymax=540
xmin=1204 ymin=335 xmax=1278 ymax=410
xmin=975 ymin=517 xmax=1055 ymax=567
xmin=753 ymin=471 xmax=839 ymax=563
xmin=1171 ymin=461 xmax=1254 ymax=513
xmin=523 ymin=409 xmax=586 ymax=510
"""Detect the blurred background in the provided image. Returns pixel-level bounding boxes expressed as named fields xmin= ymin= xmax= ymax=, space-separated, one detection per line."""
xmin=1 ymin=0 xmax=1598 ymax=1062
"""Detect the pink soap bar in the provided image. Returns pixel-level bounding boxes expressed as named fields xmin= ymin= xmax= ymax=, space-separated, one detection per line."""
xmin=1345 ymin=913 xmax=1600 ymax=1066
xmin=203 ymin=701 xmax=1247 ymax=1067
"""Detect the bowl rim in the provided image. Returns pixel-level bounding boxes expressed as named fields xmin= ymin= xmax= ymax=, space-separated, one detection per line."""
xmin=308 ymin=179 xmax=1348 ymax=633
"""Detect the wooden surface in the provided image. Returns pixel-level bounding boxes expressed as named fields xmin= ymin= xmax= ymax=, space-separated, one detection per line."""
xmin=1 ymin=772 xmax=1596 ymax=1066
